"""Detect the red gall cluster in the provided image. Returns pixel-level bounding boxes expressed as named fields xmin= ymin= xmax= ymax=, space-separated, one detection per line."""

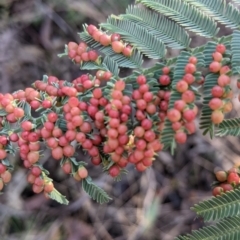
xmin=35 ymin=75 xmax=100 ymax=99
xmin=67 ymin=41 xmax=98 ymax=64
xmin=130 ymin=75 xmax=163 ymax=171
xmin=157 ymin=66 xmax=172 ymax=131
xmin=0 ymin=136 xmax=12 ymax=191
xmin=27 ymin=167 xmax=53 ymax=196
xmin=157 ymin=89 xmax=170 ymax=131
xmin=159 ymin=66 xmax=171 ymax=86
xmin=208 ymin=44 xmax=233 ymax=124
xmin=95 ymin=70 xmax=112 ymax=81
xmin=167 ymin=56 xmax=198 ymax=144
xmin=62 ymin=88 xmax=108 ymax=172
xmin=212 ymin=167 xmax=240 ymax=197
xmin=87 ymin=24 xmax=133 ymax=57
xmin=72 ymin=74 xmax=101 ymax=92
xmin=0 ymin=74 xmax=103 ymax=194
xmin=100 ymin=80 xmax=132 ymax=176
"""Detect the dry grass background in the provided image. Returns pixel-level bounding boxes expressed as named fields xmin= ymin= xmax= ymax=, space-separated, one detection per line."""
xmin=0 ymin=1 xmax=239 ymax=240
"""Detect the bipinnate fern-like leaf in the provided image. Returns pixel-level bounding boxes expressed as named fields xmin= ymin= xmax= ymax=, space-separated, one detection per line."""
xmin=79 ymin=31 xmax=143 ymax=68
xmin=82 ymin=177 xmax=112 ymax=204
xmin=184 ymin=0 xmax=240 ymax=29
xmin=199 ymin=41 xmax=218 ymax=137
xmin=216 ymin=118 xmax=240 ymax=137
xmin=175 ymin=215 xmax=240 ymax=240
xmin=232 ymin=0 xmax=240 ymax=5
xmin=136 ymin=0 xmax=219 ymax=38
xmin=203 ymin=41 xmax=217 ymax=65
xmin=231 ymin=30 xmax=240 ymax=75
xmin=122 ymin=5 xmax=191 ymax=49
xmin=100 ymin=18 xmax=166 ymax=59
xmin=191 ymin=188 xmax=240 ymax=222
xmin=171 ymin=51 xmax=192 ymax=88
xmin=80 ymin=55 xmax=119 ymax=76
xmin=199 ymin=73 xmax=218 ymax=137
xmin=102 ymin=56 xmax=119 ymax=76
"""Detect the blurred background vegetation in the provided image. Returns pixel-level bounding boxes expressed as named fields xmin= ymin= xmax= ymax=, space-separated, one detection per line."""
xmin=0 ymin=0 xmax=240 ymax=240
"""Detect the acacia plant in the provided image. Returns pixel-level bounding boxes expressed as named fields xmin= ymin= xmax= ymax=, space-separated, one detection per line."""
xmin=1 ymin=0 xmax=240 ymax=238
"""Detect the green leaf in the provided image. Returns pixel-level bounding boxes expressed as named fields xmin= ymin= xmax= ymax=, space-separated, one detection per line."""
xmin=171 ymin=51 xmax=192 ymax=88
xmin=199 ymin=73 xmax=219 ymax=137
xmin=42 ymin=75 xmax=48 ymax=83
xmin=22 ymin=101 xmax=31 ymax=117
xmin=232 ymin=0 xmax=240 ymax=5
xmin=102 ymin=56 xmax=119 ymax=76
xmin=137 ymin=0 xmax=219 ymax=38
xmin=175 ymin=215 xmax=240 ymax=240
xmin=81 ymin=61 xmax=102 ymax=70
xmin=184 ymin=0 xmax=240 ymax=29
xmin=216 ymin=118 xmax=240 ymax=137
xmin=82 ymin=177 xmax=112 ymax=204
xmin=0 ymin=109 xmax=7 ymax=116
xmin=101 ymin=18 xmax=166 ymax=59
xmin=231 ymin=30 xmax=240 ymax=75
xmin=203 ymin=41 xmax=217 ymax=65
xmin=122 ymin=5 xmax=191 ymax=49
xmin=191 ymin=188 xmax=240 ymax=222
xmin=48 ymin=188 xmax=69 ymax=205
xmin=113 ymin=169 xmax=128 ymax=182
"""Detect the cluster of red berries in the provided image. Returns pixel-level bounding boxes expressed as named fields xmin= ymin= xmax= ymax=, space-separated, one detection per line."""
xmin=27 ymin=167 xmax=54 ymax=196
xmin=157 ymin=66 xmax=172 ymax=131
xmin=209 ymin=44 xmax=233 ymax=124
xmin=157 ymin=89 xmax=170 ymax=131
xmin=0 ymin=163 xmax=11 ymax=191
xmin=0 ymin=47 xmax=235 ymax=200
xmin=0 ymin=135 xmax=12 ymax=191
xmin=67 ymin=41 xmax=98 ymax=64
xmin=100 ymin=80 xmax=132 ymax=176
xmin=159 ymin=66 xmax=171 ymax=86
xmin=167 ymin=56 xmax=198 ymax=144
xmin=62 ymin=90 xmax=105 ymax=170
xmin=95 ymin=70 xmax=112 ymax=81
xmin=87 ymin=24 xmax=133 ymax=57
xmin=130 ymin=75 xmax=163 ymax=171
xmin=72 ymin=74 xmax=101 ymax=92
xmin=212 ymin=167 xmax=240 ymax=197
xmin=1 ymin=90 xmax=38 ymax=122
xmin=0 ymin=75 xmax=102 ymax=194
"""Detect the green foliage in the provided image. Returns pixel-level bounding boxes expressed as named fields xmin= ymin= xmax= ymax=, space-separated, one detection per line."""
xmin=192 ymin=189 xmax=240 ymax=221
xmin=121 ymin=5 xmax=191 ymax=49
xmin=177 ymin=189 xmax=240 ymax=239
xmin=100 ymin=18 xmax=166 ymax=59
xmin=81 ymin=56 xmax=120 ymax=76
xmin=175 ymin=215 xmax=240 ymax=240
xmin=184 ymin=0 xmax=240 ymax=29
xmin=231 ymin=30 xmax=240 ymax=75
xmin=136 ymin=0 xmax=219 ymax=37
xmin=199 ymin=73 xmax=218 ymax=137
xmin=216 ymin=118 xmax=240 ymax=137
xmin=82 ymin=177 xmax=112 ymax=204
